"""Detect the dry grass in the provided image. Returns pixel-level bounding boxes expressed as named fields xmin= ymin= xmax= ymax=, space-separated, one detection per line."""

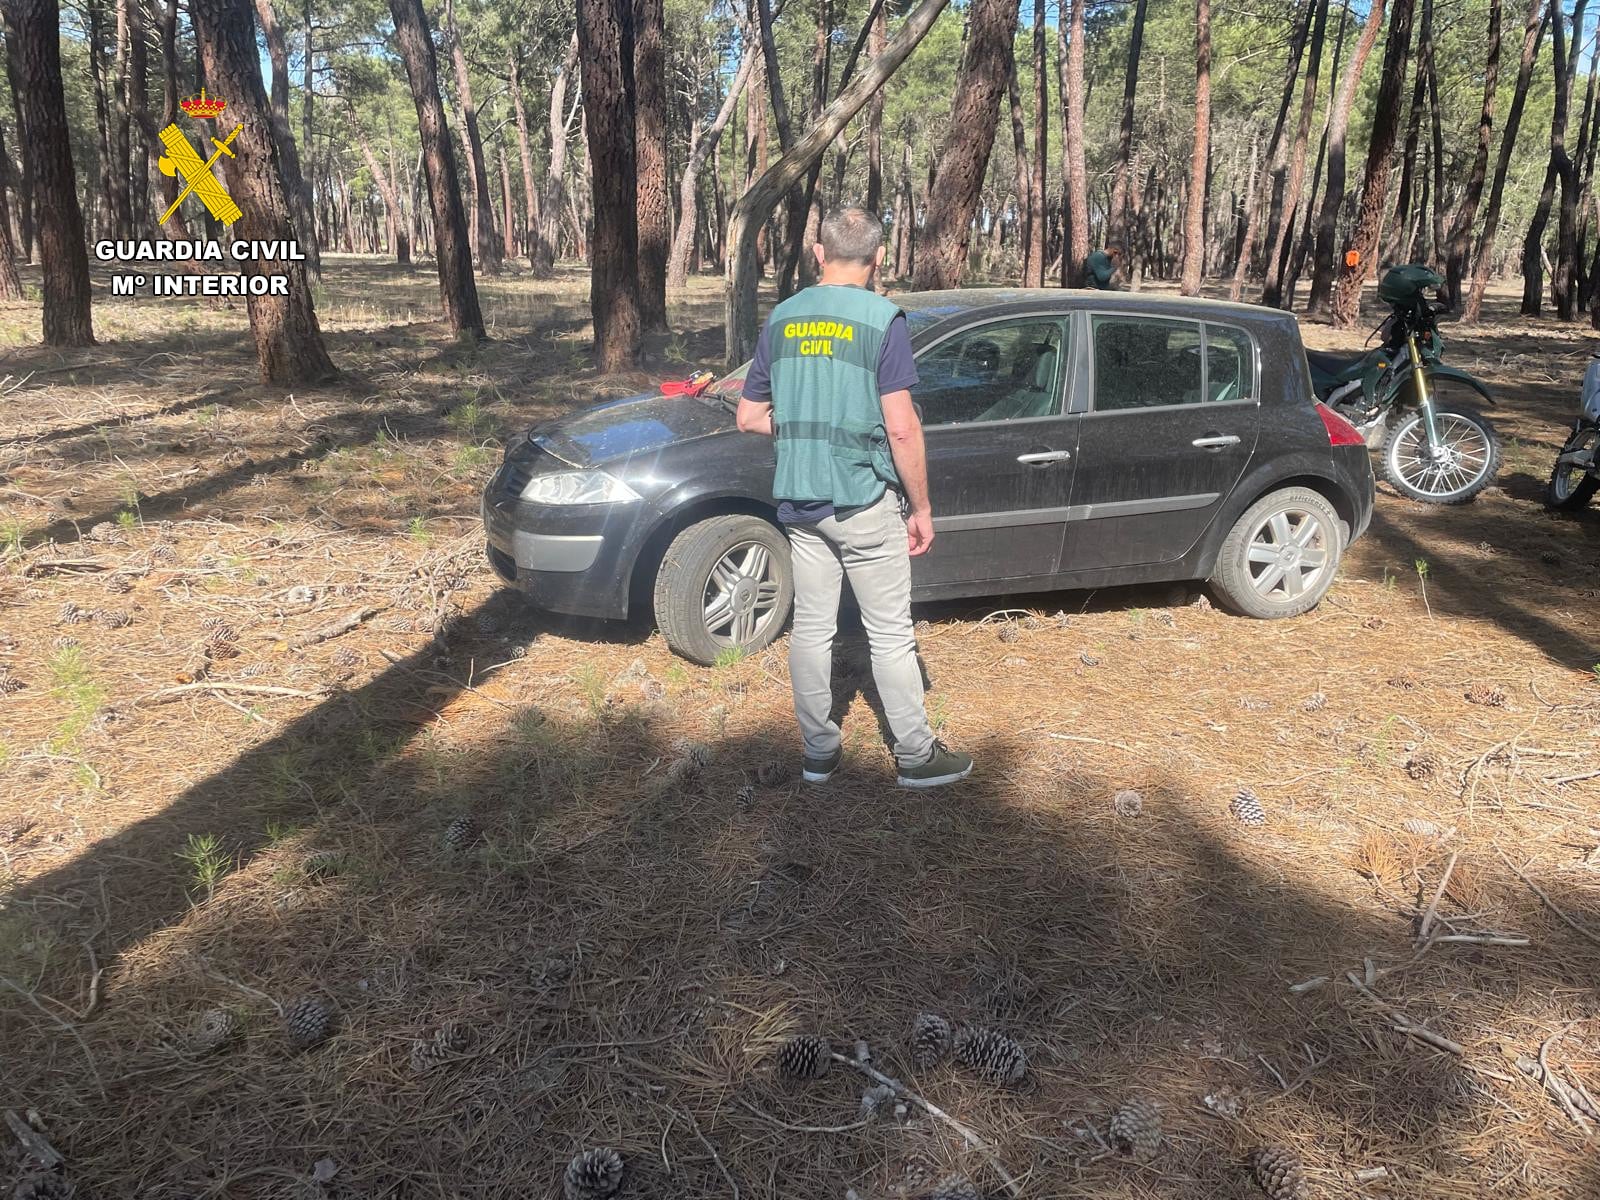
xmin=2 ymin=262 xmax=1599 ymax=1199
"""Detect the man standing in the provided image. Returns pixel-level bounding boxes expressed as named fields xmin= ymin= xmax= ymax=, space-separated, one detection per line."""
xmin=736 ymin=207 xmax=972 ymax=789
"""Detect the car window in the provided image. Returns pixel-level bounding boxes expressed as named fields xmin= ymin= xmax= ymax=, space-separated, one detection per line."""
xmin=1091 ymin=316 xmax=1205 ymax=411
xmin=913 ymin=318 xmax=1066 ymax=427
xmin=1205 ymin=324 xmax=1256 ymax=403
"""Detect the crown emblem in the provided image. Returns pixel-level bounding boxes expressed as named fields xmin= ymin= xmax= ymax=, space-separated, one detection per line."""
xmin=180 ymin=88 xmax=226 ymax=119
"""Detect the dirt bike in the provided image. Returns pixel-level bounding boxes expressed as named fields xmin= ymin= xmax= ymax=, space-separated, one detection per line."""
xmin=1306 ymin=265 xmax=1501 ymax=504
xmin=1545 ymin=353 xmax=1600 ymax=511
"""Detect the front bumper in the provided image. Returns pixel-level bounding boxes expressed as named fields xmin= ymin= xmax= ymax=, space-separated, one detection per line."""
xmin=481 ymin=486 xmax=654 ymax=621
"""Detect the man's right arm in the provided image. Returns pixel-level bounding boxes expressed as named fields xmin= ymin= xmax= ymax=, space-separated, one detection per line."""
xmin=880 ymin=388 xmax=933 ymax=556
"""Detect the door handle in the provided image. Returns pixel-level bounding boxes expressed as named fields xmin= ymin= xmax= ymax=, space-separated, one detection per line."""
xmin=1016 ymin=450 xmax=1071 ymax=465
xmin=1192 ymin=435 xmax=1240 ymax=449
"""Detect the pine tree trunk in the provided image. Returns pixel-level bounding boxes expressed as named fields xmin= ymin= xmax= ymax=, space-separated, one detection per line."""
xmin=865 ymin=2 xmax=885 ymax=213
xmin=1306 ymin=0 xmax=1388 ymax=317
xmin=1549 ymin=0 xmax=1585 ymax=317
xmin=668 ymin=39 xmax=756 ymax=291
xmin=499 ymin=143 xmax=516 ymax=261
xmin=535 ymin=33 xmax=577 ymax=276
xmin=1180 ymin=0 xmax=1211 ymax=295
xmin=509 ymin=51 xmax=539 ymax=267
xmin=252 ymin=0 xmax=319 ymax=274
xmin=444 ymin=0 xmax=500 ymax=274
xmin=1061 ymin=0 xmax=1089 ymax=284
xmin=0 ymin=103 xmax=21 ymax=298
xmin=910 ymin=0 xmax=1016 ymax=290
xmin=1330 ymin=0 xmax=1418 ymax=326
xmin=1444 ymin=0 xmax=1503 ymax=305
xmin=578 ymin=0 xmax=642 ymax=371
xmin=108 ymin=0 xmax=132 ymax=238
xmin=188 ymin=0 xmax=334 ymax=380
xmin=3 ymin=0 xmax=93 ymax=341
xmin=300 ymin=0 xmax=315 ymax=255
xmin=1262 ymin=0 xmax=1328 ymax=307
xmin=1108 ymin=0 xmax=1149 ymax=251
xmin=156 ymin=0 xmax=191 ymax=240
xmin=1007 ymin=62 xmax=1030 ymax=281
xmin=4 ymin=32 xmax=32 ymax=259
xmin=125 ymin=0 xmax=151 ymax=225
xmin=1385 ymin=0 xmax=1429 ymax=265
xmin=1025 ymin=0 xmax=1046 ymax=287
xmin=633 ymin=0 xmax=668 ymax=328
xmin=388 ymin=0 xmax=484 ymax=340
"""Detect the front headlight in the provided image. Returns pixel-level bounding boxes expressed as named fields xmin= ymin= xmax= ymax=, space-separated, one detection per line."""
xmin=519 ymin=470 xmax=641 ymax=505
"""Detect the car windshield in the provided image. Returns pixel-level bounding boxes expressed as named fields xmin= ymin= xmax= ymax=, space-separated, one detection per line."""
xmin=704 ymin=361 xmax=751 ymax=408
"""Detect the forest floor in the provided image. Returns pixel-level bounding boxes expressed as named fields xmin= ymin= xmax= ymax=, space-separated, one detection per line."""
xmin=1 ymin=258 xmax=1598 ymax=1200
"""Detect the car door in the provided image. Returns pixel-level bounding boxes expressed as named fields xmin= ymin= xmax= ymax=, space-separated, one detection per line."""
xmin=909 ymin=315 xmax=1078 ymax=588
xmin=1061 ymin=313 xmax=1261 ymax=572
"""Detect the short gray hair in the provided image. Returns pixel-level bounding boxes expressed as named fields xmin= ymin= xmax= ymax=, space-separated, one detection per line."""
xmin=819 ymin=206 xmax=884 ymax=265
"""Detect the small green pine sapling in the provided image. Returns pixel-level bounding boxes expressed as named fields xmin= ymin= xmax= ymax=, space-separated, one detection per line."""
xmin=1414 ymin=558 xmax=1432 ymax=619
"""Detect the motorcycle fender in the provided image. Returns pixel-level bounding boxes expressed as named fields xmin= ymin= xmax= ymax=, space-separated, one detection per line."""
xmin=1422 ymin=365 xmax=1496 ymax=405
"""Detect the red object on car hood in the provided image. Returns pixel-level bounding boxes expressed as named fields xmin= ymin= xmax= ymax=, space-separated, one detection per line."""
xmin=660 ymin=370 xmax=715 ymax=397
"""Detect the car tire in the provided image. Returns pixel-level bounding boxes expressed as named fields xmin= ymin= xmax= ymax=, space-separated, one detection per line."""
xmin=653 ymin=514 xmax=794 ymax=665
xmin=1209 ymin=487 xmax=1344 ymax=620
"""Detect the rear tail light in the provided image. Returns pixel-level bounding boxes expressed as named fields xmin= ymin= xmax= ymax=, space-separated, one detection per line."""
xmin=1316 ymin=402 xmax=1365 ymax=447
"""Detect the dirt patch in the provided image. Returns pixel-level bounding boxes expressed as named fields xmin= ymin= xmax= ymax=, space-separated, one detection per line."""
xmin=2 ymin=264 xmax=1598 ymax=1199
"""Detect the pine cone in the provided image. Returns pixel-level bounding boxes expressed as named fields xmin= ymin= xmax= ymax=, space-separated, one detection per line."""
xmin=952 ymin=1026 xmax=1026 ymax=1085
xmin=1405 ymin=750 xmax=1437 ymax=780
xmin=1302 ymin=691 xmax=1327 ymax=712
xmin=409 ymin=1020 xmax=471 ymax=1074
xmin=563 ymin=1147 xmax=624 ymax=1200
xmin=996 ymin=622 xmax=1019 ymax=643
xmin=756 ymin=758 xmax=788 ymax=786
xmin=1113 ymin=789 xmax=1144 ymax=818
xmin=104 ymin=573 xmax=134 ymax=594
xmin=1079 ymin=652 xmax=1101 ymax=667
xmin=1465 ymin=682 xmax=1506 ymax=707
xmin=1109 ymin=1098 xmax=1163 ymax=1163
xmin=443 ymin=815 xmax=479 ymax=849
xmin=93 ymin=607 xmax=133 ymax=628
xmin=777 ymin=1033 xmax=831 ymax=1079
xmin=1249 ymin=1145 xmax=1308 ymax=1200
xmin=898 ymin=1155 xmax=940 ymax=1195
xmin=304 ymin=851 xmax=344 ymax=880
xmin=734 ymin=783 xmax=756 ymax=810
xmin=12 ymin=1174 xmax=75 ymax=1200
xmin=928 ymin=1175 xmax=981 ymax=1200
xmin=0 ymin=668 xmax=24 ymax=696
xmin=186 ymin=1007 xmax=238 ymax=1054
xmin=475 ymin=612 xmax=501 ymax=637
xmin=57 ymin=602 xmax=87 ymax=625
xmin=283 ymin=995 xmax=335 ymax=1050
xmin=1229 ymin=788 xmax=1267 ymax=826
xmin=151 ymin=542 xmax=178 ymax=562
xmin=331 ymin=645 xmax=361 ymax=668
xmin=909 ymin=1011 xmax=952 ymax=1070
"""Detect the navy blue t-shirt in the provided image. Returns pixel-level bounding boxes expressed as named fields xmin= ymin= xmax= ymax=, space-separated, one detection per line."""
xmin=743 ymin=309 xmax=919 ymax=524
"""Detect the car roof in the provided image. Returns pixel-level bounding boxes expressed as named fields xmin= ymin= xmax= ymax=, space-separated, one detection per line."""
xmin=889 ymin=287 xmax=1295 ymax=333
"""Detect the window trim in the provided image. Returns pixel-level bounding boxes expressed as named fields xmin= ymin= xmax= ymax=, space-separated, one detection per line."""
xmin=1079 ymin=310 xmax=1261 ymax=417
xmin=910 ymin=313 xmax=1074 ymax=429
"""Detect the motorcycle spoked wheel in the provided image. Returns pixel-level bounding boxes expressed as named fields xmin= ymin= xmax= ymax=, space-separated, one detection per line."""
xmin=1545 ymin=425 xmax=1600 ymax=512
xmin=1380 ymin=398 xmax=1501 ymax=505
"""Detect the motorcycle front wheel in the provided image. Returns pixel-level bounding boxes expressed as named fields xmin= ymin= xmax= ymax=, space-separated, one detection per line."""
xmin=1545 ymin=425 xmax=1600 ymax=511
xmin=1381 ymin=405 xmax=1501 ymax=504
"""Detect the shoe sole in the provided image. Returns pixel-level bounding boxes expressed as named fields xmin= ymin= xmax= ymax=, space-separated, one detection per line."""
xmin=897 ymin=762 xmax=974 ymax=789
xmin=801 ymin=768 xmax=836 ymax=783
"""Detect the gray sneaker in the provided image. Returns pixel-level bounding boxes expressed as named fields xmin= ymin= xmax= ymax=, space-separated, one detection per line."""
xmin=897 ymin=741 xmax=973 ymax=788
xmin=802 ymin=747 xmax=844 ymax=783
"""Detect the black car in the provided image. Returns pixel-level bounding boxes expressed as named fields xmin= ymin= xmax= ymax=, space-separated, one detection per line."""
xmin=483 ymin=289 xmax=1375 ymax=664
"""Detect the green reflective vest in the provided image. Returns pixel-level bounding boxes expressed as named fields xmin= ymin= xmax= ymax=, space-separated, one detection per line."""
xmin=767 ymin=284 xmax=903 ymax=508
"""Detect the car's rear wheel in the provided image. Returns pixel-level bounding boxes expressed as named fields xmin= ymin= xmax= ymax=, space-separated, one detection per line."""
xmin=653 ymin=514 xmax=794 ymax=665
xmin=1209 ymin=487 xmax=1344 ymax=619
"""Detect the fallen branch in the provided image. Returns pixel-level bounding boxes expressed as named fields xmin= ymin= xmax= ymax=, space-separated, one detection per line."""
xmin=1046 ymin=733 xmax=1135 ymax=753
xmin=1496 ymin=847 xmax=1600 ymax=949
xmin=1344 ymin=973 xmax=1464 ymax=1056
xmin=1548 ymin=768 xmax=1600 ymax=787
xmin=830 ymin=1051 xmax=1022 ymax=1197
xmin=733 ymin=1098 xmax=871 ymax=1135
xmin=288 ymin=605 xmax=380 ymax=650
xmin=22 ymin=559 xmax=108 ymax=576
xmin=138 ymin=682 xmax=328 ymax=705
xmin=1418 ymin=851 xmax=1459 ymax=941
xmin=4 ymin=1109 xmax=64 ymax=1171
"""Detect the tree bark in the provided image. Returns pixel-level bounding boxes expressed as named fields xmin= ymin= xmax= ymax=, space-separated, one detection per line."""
xmin=865 ymin=1 xmax=886 ymax=213
xmin=910 ymin=0 xmax=1016 ymax=290
xmin=498 ymin=142 xmax=516 ymax=262
xmin=1465 ymin=0 xmax=1546 ymax=322
xmin=188 ymin=0 xmax=335 ymax=381
xmin=578 ymin=0 xmax=642 ymax=371
xmin=1180 ymin=0 xmax=1211 ymax=295
xmin=0 ymin=99 xmax=21 ymax=298
xmin=668 ymin=37 xmax=756 ymax=291
xmin=444 ymin=0 xmax=500 ymax=273
xmin=252 ymin=0 xmax=319 ymax=274
xmin=1330 ymin=0 xmax=1417 ymax=326
xmin=348 ymin=101 xmax=408 ymax=262
xmin=1025 ymin=0 xmax=1047 ymax=287
xmin=1108 ymin=0 xmax=1150 ymax=250
xmin=509 ymin=49 xmax=540 ymax=267
xmin=1386 ymin=0 xmax=1430 ymax=264
xmin=1547 ymin=0 xmax=1585 ymax=317
xmin=1444 ymin=0 xmax=1503 ymax=305
xmin=1007 ymin=61 xmax=1030 ymax=279
xmin=633 ymin=0 xmax=669 ymax=328
xmin=1262 ymin=0 xmax=1329 ymax=307
xmin=108 ymin=0 xmax=132 ymax=237
xmin=728 ymin=0 xmax=950 ymax=360
xmin=1061 ymin=0 xmax=1088 ymax=283
xmin=3 ymin=0 xmax=93 ymax=342
xmin=1306 ymin=0 xmax=1388 ymax=316
xmin=300 ymin=0 xmax=314 ymax=252
xmin=123 ymin=0 xmax=152 ymax=226
xmin=535 ymin=32 xmax=577 ymax=276
xmin=4 ymin=28 xmax=32 ymax=259
xmin=155 ymin=0 xmax=191 ymax=240
xmin=388 ymin=0 xmax=484 ymax=340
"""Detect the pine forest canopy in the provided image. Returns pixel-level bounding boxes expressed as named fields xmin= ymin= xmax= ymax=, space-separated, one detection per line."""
xmin=0 ymin=0 xmax=1595 ymax=374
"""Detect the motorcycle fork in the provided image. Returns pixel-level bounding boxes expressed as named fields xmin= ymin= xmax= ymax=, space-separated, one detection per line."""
xmin=1406 ymin=335 xmax=1444 ymax=451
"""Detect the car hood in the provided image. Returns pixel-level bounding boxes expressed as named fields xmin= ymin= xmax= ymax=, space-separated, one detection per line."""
xmin=530 ymin=392 xmax=735 ymax=467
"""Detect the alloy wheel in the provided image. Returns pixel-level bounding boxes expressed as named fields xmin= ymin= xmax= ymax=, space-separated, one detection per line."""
xmin=701 ymin=541 xmax=783 ymax=647
xmin=1245 ymin=506 xmax=1335 ymax=602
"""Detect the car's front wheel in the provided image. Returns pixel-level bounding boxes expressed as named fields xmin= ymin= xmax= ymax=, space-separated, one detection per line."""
xmin=1209 ymin=487 xmax=1344 ymax=619
xmin=653 ymin=514 xmax=794 ymax=665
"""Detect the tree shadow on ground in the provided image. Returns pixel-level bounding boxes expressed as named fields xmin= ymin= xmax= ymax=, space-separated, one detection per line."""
xmin=3 ymin=596 xmax=1597 ymax=1199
